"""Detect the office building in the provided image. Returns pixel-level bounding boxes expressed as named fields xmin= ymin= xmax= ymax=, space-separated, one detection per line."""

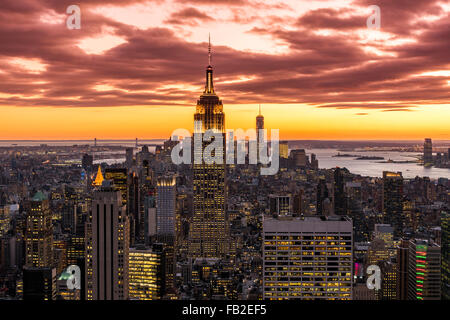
xmin=156 ymin=176 xmax=176 ymax=291
xmin=104 ymin=168 xmax=128 ymax=205
xmin=279 ymin=141 xmax=289 ymax=159
xmin=423 ymin=138 xmax=433 ymax=165
xmin=269 ymin=194 xmax=291 ymax=216
xmin=256 ymin=104 xmax=264 ymax=161
xmin=25 ymin=192 xmax=53 ymax=268
xmin=407 ymin=239 xmax=441 ymax=300
xmin=128 ymin=244 xmax=165 ymax=300
xmin=396 ymin=239 xmax=409 ymax=300
xmin=263 ymin=215 xmax=353 ymax=300
xmin=189 ymin=39 xmax=228 ymax=258
xmin=85 ymin=182 xmax=130 ymax=300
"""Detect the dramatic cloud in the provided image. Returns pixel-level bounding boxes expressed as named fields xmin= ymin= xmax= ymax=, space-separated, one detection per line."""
xmin=0 ymin=0 xmax=448 ymax=111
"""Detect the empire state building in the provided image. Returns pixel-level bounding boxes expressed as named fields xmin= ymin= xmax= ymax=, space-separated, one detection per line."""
xmin=189 ymin=38 xmax=228 ymax=258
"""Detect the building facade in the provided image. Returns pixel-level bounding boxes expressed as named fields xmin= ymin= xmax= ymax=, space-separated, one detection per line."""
xmin=85 ymin=184 xmax=130 ymax=300
xmin=263 ymin=216 xmax=353 ymax=300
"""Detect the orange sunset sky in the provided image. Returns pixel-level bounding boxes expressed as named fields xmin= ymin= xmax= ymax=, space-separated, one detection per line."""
xmin=0 ymin=0 xmax=449 ymax=140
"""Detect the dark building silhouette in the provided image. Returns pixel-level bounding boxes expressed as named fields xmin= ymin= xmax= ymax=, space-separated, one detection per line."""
xmin=316 ymin=179 xmax=329 ymax=215
xmin=333 ymin=168 xmax=347 ymax=215
xmin=23 ymin=267 xmax=56 ymax=300
xmin=382 ymin=171 xmax=404 ymax=238
xmin=423 ymin=138 xmax=433 ymax=165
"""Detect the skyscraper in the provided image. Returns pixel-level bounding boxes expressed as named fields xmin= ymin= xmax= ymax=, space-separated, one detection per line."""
xmin=189 ymin=38 xmax=228 ymax=258
xmin=279 ymin=141 xmax=289 ymax=159
xmin=407 ymin=239 xmax=441 ymax=300
xmin=382 ymin=171 xmax=404 ymax=238
xmin=93 ymin=165 xmax=104 ymax=187
xmin=268 ymin=194 xmax=291 ymax=216
xmin=263 ymin=215 xmax=353 ymax=300
xmin=25 ymin=192 xmax=53 ymax=268
xmin=333 ymin=167 xmax=347 ymax=216
xmin=156 ymin=176 xmax=176 ymax=239
xmin=156 ymin=176 xmax=176 ymax=292
xmin=397 ymin=239 xmax=409 ymax=300
xmin=316 ymin=178 xmax=329 ymax=215
xmin=85 ymin=182 xmax=130 ymax=300
xmin=441 ymin=212 xmax=450 ymax=300
xmin=423 ymin=138 xmax=433 ymax=166
xmin=104 ymin=168 xmax=128 ymax=205
xmin=256 ymin=104 xmax=264 ymax=152
xmin=128 ymin=244 xmax=165 ymax=300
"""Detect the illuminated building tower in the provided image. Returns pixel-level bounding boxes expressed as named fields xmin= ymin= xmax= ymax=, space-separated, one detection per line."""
xmin=25 ymin=192 xmax=53 ymax=268
xmin=53 ymin=239 xmax=68 ymax=275
xmin=128 ymin=244 xmax=165 ymax=300
xmin=378 ymin=260 xmax=398 ymax=300
xmin=92 ymin=165 xmax=104 ymax=187
xmin=256 ymin=104 xmax=264 ymax=154
xmin=156 ymin=176 xmax=176 ymax=238
xmin=279 ymin=141 xmax=289 ymax=159
xmin=263 ymin=216 xmax=353 ymax=300
xmin=85 ymin=181 xmax=130 ymax=300
xmin=407 ymin=239 xmax=441 ymax=300
xmin=189 ymin=37 xmax=228 ymax=259
xmin=156 ymin=176 xmax=176 ymax=292
xmin=441 ymin=212 xmax=450 ymax=300
xmin=333 ymin=167 xmax=347 ymax=216
xmin=67 ymin=234 xmax=86 ymax=299
xmin=366 ymin=238 xmax=389 ymax=266
xmin=423 ymin=138 xmax=433 ymax=166
xmin=373 ymin=224 xmax=395 ymax=257
xmin=382 ymin=171 xmax=404 ymax=238
xmin=397 ymin=239 xmax=409 ymax=300
xmin=104 ymin=168 xmax=128 ymax=205
xmin=0 ymin=205 xmax=10 ymax=237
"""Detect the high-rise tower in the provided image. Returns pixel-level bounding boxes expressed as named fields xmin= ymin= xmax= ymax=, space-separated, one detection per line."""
xmin=25 ymin=192 xmax=53 ymax=268
xmin=85 ymin=182 xmax=130 ymax=300
xmin=189 ymin=37 xmax=228 ymax=258
xmin=382 ymin=171 xmax=404 ymax=238
xmin=423 ymin=138 xmax=433 ymax=166
xmin=256 ymin=104 xmax=264 ymax=152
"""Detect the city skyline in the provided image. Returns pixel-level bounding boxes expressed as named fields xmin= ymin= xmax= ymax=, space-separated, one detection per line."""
xmin=0 ymin=0 xmax=449 ymax=140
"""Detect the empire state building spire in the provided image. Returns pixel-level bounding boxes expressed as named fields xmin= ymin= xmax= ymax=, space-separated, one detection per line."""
xmin=208 ymin=33 xmax=211 ymax=66
xmin=204 ymin=34 xmax=215 ymax=95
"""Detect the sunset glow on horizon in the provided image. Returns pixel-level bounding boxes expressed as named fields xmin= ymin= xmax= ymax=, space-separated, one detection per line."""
xmin=0 ymin=0 xmax=449 ymax=140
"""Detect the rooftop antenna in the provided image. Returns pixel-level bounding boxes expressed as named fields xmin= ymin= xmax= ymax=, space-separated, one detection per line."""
xmin=208 ymin=33 xmax=212 ymax=66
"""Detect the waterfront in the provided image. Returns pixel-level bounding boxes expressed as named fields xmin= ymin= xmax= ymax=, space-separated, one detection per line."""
xmin=308 ymin=148 xmax=450 ymax=179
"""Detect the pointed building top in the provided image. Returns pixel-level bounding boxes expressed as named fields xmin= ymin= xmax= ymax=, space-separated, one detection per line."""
xmin=208 ymin=33 xmax=212 ymax=66
xmin=203 ymin=34 xmax=215 ymax=95
xmin=93 ymin=165 xmax=104 ymax=186
xmin=257 ymin=104 xmax=264 ymax=119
